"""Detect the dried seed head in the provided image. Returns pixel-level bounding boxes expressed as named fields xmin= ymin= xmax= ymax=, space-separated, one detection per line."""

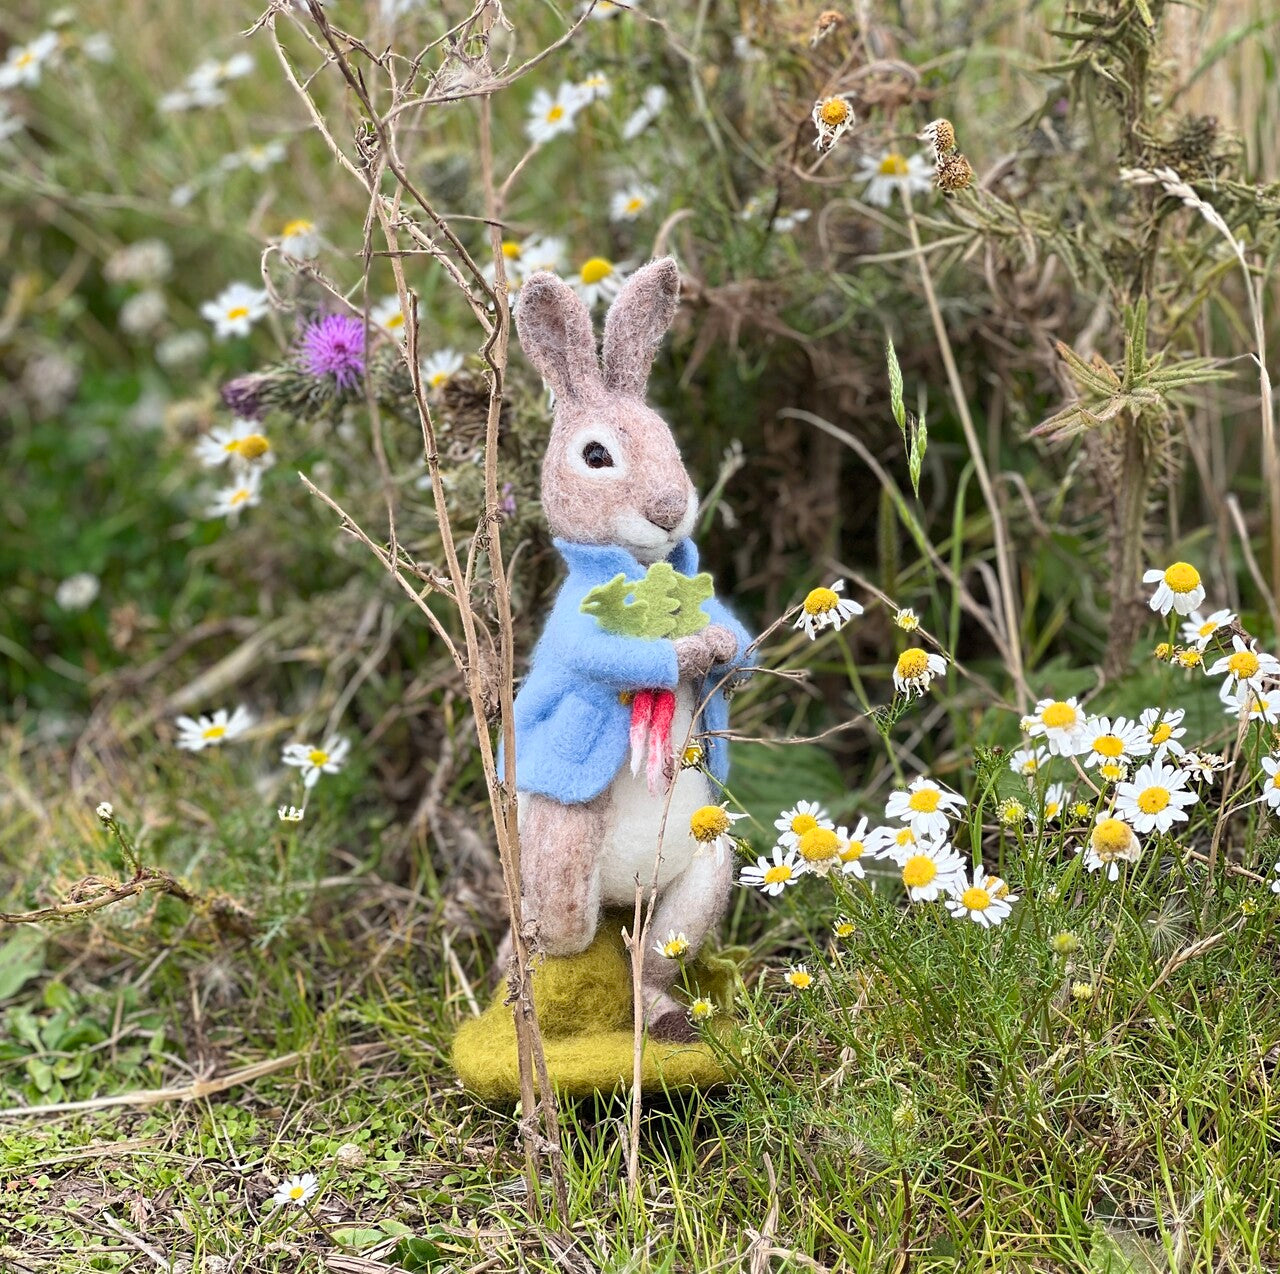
xmin=810 ymin=10 xmax=844 ymax=45
xmin=919 ymin=118 xmax=956 ymax=156
xmin=935 ymin=151 xmax=974 ymax=194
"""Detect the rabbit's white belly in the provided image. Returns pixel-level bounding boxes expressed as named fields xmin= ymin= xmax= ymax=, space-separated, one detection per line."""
xmin=598 ymin=686 xmax=711 ymax=905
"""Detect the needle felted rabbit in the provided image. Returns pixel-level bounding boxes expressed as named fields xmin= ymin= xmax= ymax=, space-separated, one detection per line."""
xmin=506 ymin=256 xmax=753 ymax=1042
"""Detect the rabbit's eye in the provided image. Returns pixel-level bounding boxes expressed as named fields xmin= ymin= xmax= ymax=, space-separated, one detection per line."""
xmin=582 ymin=441 xmax=614 ymax=469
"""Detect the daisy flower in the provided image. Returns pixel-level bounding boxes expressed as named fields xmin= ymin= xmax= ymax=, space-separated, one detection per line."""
xmin=569 ymin=256 xmax=632 ymax=307
xmin=894 ymin=607 xmax=920 ymax=632
xmin=1208 ymin=636 xmax=1280 ymax=696
xmin=794 ymin=579 xmax=863 ymax=640
xmin=1081 ymin=813 xmax=1142 ymax=881
xmin=833 ymin=917 xmax=856 ymax=938
xmin=1143 ymin=562 xmax=1205 ymax=616
xmin=225 ymin=140 xmax=287 ymax=173
xmin=195 ymin=420 xmax=273 ymax=469
xmin=422 ymin=349 xmax=463 ymax=390
xmin=1009 ymin=746 xmax=1050 ymax=778
xmin=739 ymin=845 xmax=801 ymax=896
xmin=1097 ymin=760 xmax=1128 ymax=786
xmin=175 ymin=706 xmax=254 ymax=751
xmin=282 ymin=735 xmax=351 ymax=788
xmin=574 ymin=70 xmax=611 ymax=104
xmin=1137 ymin=706 xmax=1186 ymax=760
xmin=1114 ymin=761 xmax=1198 ymax=834
xmin=272 ymin=1172 xmax=318 ymax=1208
xmin=655 ymin=930 xmax=689 ymax=959
xmin=1026 ymin=696 xmax=1089 ymax=756
xmin=300 ymin=315 xmax=365 ymax=389
xmin=588 ymin=0 xmax=641 ymax=18
xmin=526 ymin=83 xmax=583 ymax=144
xmin=689 ymin=996 xmax=715 ymax=1022
xmin=794 ymin=825 xmax=843 ymax=876
xmin=857 ymin=151 xmax=934 ymax=207
xmin=278 ymin=805 xmax=305 ymax=822
xmin=774 ymin=800 xmax=833 ymax=848
xmin=1272 ymin=862 xmax=1280 ymax=895
xmin=866 ymin=823 xmax=923 ymax=863
xmin=187 ymin=53 xmax=254 ymax=93
xmin=0 ymin=31 xmax=59 ymax=89
xmin=200 ymin=282 xmax=270 ymax=340
xmin=774 ymin=209 xmax=811 ymax=233
xmin=280 ymin=218 xmax=321 ymax=260
xmin=892 ymin=647 xmax=947 ymax=698
xmin=945 ymin=863 xmax=1016 ymax=927
xmin=884 ymin=777 xmax=966 ymax=840
xmin=370 ymin=295 xmax=417 ymax=338
xmin=609 ymin=182 xmax=658 ymax=222
xmin=1079 ymin=715 xmax=1151 ymax=770
xmin=55 ymin=573 xmax=100 ymax=611
xmin=1180 ymin=608 xmax=1235 ymax=650
xmin=811 ymin=95 xmax=855 ymax=150
xmin=997 ymin=798 xmax=1027 ymax=827
xmin=689 ymin=802 xmax=747 ymax=862
xmin=783 ymin=966 xmax=813 ymax=990
xmin=1222 ymin=684 xmax=1280 ymax=724
xmin=837 ymin=817 xmax=871 ymax=879
xmin=1260 ymin=756 xmax=1280 ymax=812
xmin=898 ymin=840 xmax=966 ymax=902
xmin=1175 ymin=647 xmax=1205 ymax=672
xmin=621 ymin=83 xmax=667 ymax=140
xmin=517 ymin=233 xmax=569 ymax=276
xmin=1179 ymin=750 xmax=1224 ymax=784
xmin=1040 ymin=782 xmax=1067 ymax=825
xmin=206 ymin=469 xmax=263 ymax=520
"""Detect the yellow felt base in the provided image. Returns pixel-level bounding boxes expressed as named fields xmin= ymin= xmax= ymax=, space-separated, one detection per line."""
xmin=452 ymin=917 xmax=739 ymax=1101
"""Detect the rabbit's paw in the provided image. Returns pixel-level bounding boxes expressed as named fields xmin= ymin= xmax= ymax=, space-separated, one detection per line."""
xmin=674 ymin=624 xmax=737 ymax=680
xmin=643 ymin=989 xmax=697 ymax=1043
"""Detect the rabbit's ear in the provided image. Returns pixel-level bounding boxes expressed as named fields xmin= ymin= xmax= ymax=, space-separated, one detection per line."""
xmin=601 ymin=257 xmax=680 ymax=397
xmin=514 ymin=272 xmax=600 ymax=400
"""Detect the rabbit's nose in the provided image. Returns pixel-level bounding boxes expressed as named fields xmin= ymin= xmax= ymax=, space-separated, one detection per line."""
xmin=644 ymin=491 xmax=688 ymax=532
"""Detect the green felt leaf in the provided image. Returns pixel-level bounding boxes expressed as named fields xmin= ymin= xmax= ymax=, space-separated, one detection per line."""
xmin=580 ymin=564 xmax=713 ymax=639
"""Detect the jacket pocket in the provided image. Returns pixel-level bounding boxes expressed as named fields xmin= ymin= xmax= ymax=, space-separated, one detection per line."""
xmin=545 ymin=691 xmax=608 ymax=764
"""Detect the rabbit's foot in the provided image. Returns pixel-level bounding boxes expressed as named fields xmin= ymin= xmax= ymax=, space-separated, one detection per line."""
xmin=643 ymin=988 xmax=697 ymax=1043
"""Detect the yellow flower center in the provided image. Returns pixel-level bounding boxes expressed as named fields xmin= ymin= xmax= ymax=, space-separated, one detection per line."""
xmin=546 ymin=104 xmax=565 ymax=123
xmin=202 ymin=725 xmax=226 ymax=740
xmin=762 ymin=863 xmax=792 ymax=886
xmin=896 ymin=610 xmax=919 ymax=631
xmin=691 ymin=999 xmax=714 ymax=1020
xmin=907 ymin=787 xmax=941 ymax=813
xmin=1136 ymin=786 xmax=1169 ymax=814
xmin=961 ymin=886 xmax=991 ymax=911
xmin=1163 ymin=562 xmax=1200 ymax=593
xmin=308 ymin=748 xmax=329 ymax=767
xmin=1040 ymin=701 xmax=1077 ymax=730
xmin=798 ymin=826 xmax=840 ymax=862
xmin=786 ymin=970 xmax=813 ymax=989
xmin=896 ymin=648 xmax=929 ymax=679
xmin=1092 ymin=734 xmax=1125 ymax=758
xmin=1150 ymin=722 xmax=1173 ymax=745
xmin=690 ymin=805 xmax=730 ymax=842
xmin=895 ymin=828 xmax=915 ymax=847
xmin=789 ymin=813 xmax=818 ymax=837
xmin=16 ymin=51 xmax=34 ymax=68
xmin=819 ymin=97 xmax=850 ymax=126
xmin=989 ymin=877 xmax=1010 ymax=899
xmin=1100 ymin=763 xmax=1125 ymax=783
xmin=428 ymin=372 xmax=448 ymax=388
xmin=1272 ymin=773 xmax=1280 ymax=789
xmin=385 ymin=312 xmax=404 ymax=329
xmin=229 ymin=434 xmax=270 ymax=460
xmin=289 ymin=1185 xmax=305 ymax=1200
xmin=840 ymin=839 xmax=864 ymax=863
xmin=878 ymin=153 xmax=909 ymax=176
xmin=1045 ymin=801 xmax=1060 ymax=818
xmin=834 ymin=921 xmax=855 ymax=937
xmin=1071 ymin=802 xmax=1092 ymax=819
xmin=1155 ymin=642 xmax=1173 ymax=660
xmin=282 ymin=218 xmax=313 ymax=236
xmin=1092 ymin=818 xmax=1132 ymax=856
xmin=226 ymin=306 xmax=250 ymax=321
xmin=803 ymin=586 xmax=838 ymax=615
xmin=682 ymin=744 xmax=703 ymax=766
xmin=625 ymin=196 xmax=645 ymax=214
xmin=1227 ymin=650 xmax=1261 ymax=679
xmin=1177 ymin=649 xmax=1203 ymax=668
xmin=229 ymin=488 xmax=252 ymax=506
xmin=662 ymin=937 xmax=688 ymax=958
xmin=1198 ymin=620 xmax=1217 ymax=638
xmin=579 ymin=256 xmax=613 ymax=285
xmin=501 ymin=240 xmax=522 ymax=259
xmin=902 ymin=855 xmax=937 ymax=889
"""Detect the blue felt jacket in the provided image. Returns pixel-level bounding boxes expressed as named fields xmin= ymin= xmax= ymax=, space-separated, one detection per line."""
xmin=501 ymin=538 xmax=753 ymax=804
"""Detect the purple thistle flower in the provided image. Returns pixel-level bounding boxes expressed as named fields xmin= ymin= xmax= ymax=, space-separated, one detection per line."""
xmin=300 ymin=314 xmax=366 ymax=389
xmin=221 ymin=372 xmax=269 ymax=420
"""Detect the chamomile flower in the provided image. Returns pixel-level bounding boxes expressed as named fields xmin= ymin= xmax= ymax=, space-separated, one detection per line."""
xmin=1143 ymin=561 xmax=1205 ymax=615
xmin=526 ymin=83 xmax=583 ymax=144
xmin=1114 ymin=761 xmax=1198 ymax=834
xmin=945 ymin=863 xmax=1016 ymax=927
xmin=278 ymin=805 xmax=305 ymax=822
xmin=0 ymin=31 xmax=59 ymax=89
xmin=892 ymin=647 xmax=947 ymax=698
xmin=739 ymin=845 xmax=801 ymax=896
xmin=621 ymin=84 xmax=667 ymax=140
xmin=609 ymin=182 xmax=658 ymax=222
xmin=574 ymin=70 xmax=611 ymax=104
xmin=206 ymin=469 xmax=263 ymax=520
xmin=1223 ymin=684 xmax=1280 ymax=724
xmin=689 ymin=996 xmax=715 ymax=1022
xmin=894 ymin=607 xmax=920 ymax=632
xmin=1180 ymin=608 xmax=1235 ymax=650
xmin=1175 ymin=647 xmax=1205 ymax=672
xmin=1081 ymin=813 xmax=1142 ymax=880
xmin=884 ymin=777 xmax=966 ymax=840
xmin=1135 ymin=707 xmax=1185 ymax=760
xmin=282 ymin=735 xmax=351 ymax=788
xmin=783 ymin=965 xmax=813 ymax=990
xmin=280 ymin=218 xmax=321 ymax=260
xmin=1208 ymin=636 xmax=1280 ymax=695
xmin=174 ymin=706 xmax=254 ymax=751
xmin=1260 ymin=756 xmax=1280 ymax=812
xmin=370 ymin=295 xmax=417 ymax=339
xmin=833 ymin=917 xmax=857 ymax=938
xmin=837 ymin=817 xmax=871 ymax=878
xmin=794 ymin=578 xmax=863 ymax=639
xmin=1040 ymin=782 xmax=1067 ymax=825
xmin=774 ymin=800 xmax=833 ymax=848
xmin=55 ymin=573 xmax=99 ymax=611
xmin=422 ymin=349 xmax=463 ymax=389
xmin=811 ymin=94 xmax=855 ymax=150
xmin=588 ymin=0 xmax=641 ymax=18
xmin=195 ymin=420 xmax=273 ymax=470
xmin=856 ymin=150 xmax=934 ymax=207
xmin=997 ymin=798 xmax=1027 ymax=827
xmin=1079 ymin=716 xmax=1151 ymax=770
xmin=1272 ymin=862 xmax=1280 ymax=895
xmin=1097 ymin=760 xmax=1128 ymax=786
xmin=656 ymin=930 xmax=689 ymax=959
xmin=200 ymin=282 xmax=270 ymax=340
xmin=1009 ymin=746 xmax=1050 ymax=778
xmin=794 ymin=825 xmax=843 ymax=876
xmin=187 ymin=53 xmax=254 ymax=93
xmin=689 ymin=802 xmax=746 ymax=862
xmin=272 ymin=1172 xmax=317 ymax=1208
xmin=866 ymin=823 xmax=923 ymax=863
xmin=569 ymin=256 xmax=632 ymax=307
xmin=1026 ymin=696 xmax=1088 ymax=756
xmin=224 ymin=140 xmax=287 ymax=173
xmin=1179 ymin=750 xmax=1223 ymax=784
xmin=898 ymin=840 xmax=966 ymax=902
